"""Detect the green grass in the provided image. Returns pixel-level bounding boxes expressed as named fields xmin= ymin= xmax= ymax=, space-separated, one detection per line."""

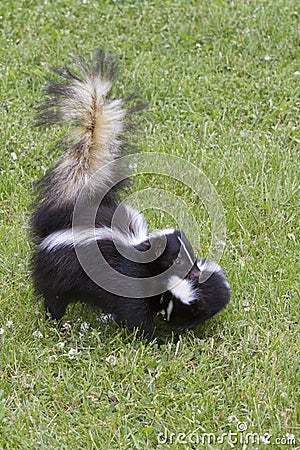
xmin=0 ymin=0 xmax=299 ymax=448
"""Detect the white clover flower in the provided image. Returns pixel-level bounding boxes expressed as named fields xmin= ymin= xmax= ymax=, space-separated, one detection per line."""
xmin=62 ymin=322 xmax=72 ymax=331
xmin=294 ymin=71 xmax=300 ymax=76
xmin=57 ymin=342 xmax=65 ymax=349
xmin=32 ymin=330 xmax=43 ymax=338
xmin=10 ymin=152 xmax=17 ymax=161
xmin=228 ymin=415 xmax=238 ymax=423
xmin=6 ymin=321 xmax=13 ymax=328
xmin=0 ymin=328 xmax=4 ymax=335
xmin=286 ymin=433 xmax=295 ymax=440
xmin=96 ymin=314 xmax=114 ymax=323
xmin=106 ymin=355 xmax=117 ymax=366
xmin=80 ymin=322 xmax=89 ymax=332
xmin=68 ymin=348 xmax=78 ymax=359
xmin=45 ymin=355 xmax=57 ymax=362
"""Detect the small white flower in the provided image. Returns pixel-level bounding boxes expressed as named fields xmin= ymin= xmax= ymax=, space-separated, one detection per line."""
xmin=228 ymin=415 xmax=238 ymax=423
xmin=96 ymin=314 xmax=114 ymax=323
xmin=264 ymin=55 xmax=271 ymax=61
xmin=62 ymin=322 xmax=72 ymax=331
xmin=10 ymin=152 xmax=17 ymax=161
xmin=106 ymin=355 xmax=117 ymax=366
xmin=32 ymin=330 xmax=43 ymax=338
xmin=215 ymin=240 xmax=226 ymax=249
xmin=45 ymin=355 xmax=57 ymax=362
xmin=294 ymin=71 xmax=300 ymax=76
xmin=57 ymin=342 xmax=65 ymax=349
xmin=68 ymin=348 xmax=78 ymax=359
xmin=80 ymin=322 xmax=89 ymax=332
xmin=0 ymin=328 xmax=4 ymax=335
xmin=286 ymin=433 xmax=295 ymax=440
xmin=6 ymin=321 xmax=13 ymax=328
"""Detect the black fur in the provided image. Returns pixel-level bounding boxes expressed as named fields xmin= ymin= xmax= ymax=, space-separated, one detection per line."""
xmin=33 ymin=228 xmax=195 ymax=339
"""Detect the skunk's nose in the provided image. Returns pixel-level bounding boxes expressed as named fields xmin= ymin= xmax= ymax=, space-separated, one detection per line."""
xmin=188 ymin=264 xmax=201 ymax=281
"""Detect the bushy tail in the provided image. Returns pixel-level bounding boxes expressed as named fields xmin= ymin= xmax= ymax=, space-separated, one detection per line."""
xmin=31 ymin=49 xmax=143 ymax=237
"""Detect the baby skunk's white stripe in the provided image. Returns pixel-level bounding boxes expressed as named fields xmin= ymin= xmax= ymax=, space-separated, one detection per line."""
xmin=122 ymin=205 xmax=148 ymax=245
xmin=177 ymin=236 xmax=194 ymax=266
xmin=40 ymin=227 xmax=113 ymax=251
xmin=166 ymin=300 xmax=174 ymax=322
xmin=39 ymin=206 xmax=149 ymax=252
xmin=160 ymin=228 xmax=176 ymax=235
xmin=150 ymin=228 xmax=175 ymax=237
xmin=167 ymin=275 xmax=197 ymax=306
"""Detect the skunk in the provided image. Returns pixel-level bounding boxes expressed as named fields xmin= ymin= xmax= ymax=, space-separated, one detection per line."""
xmin=30 ymin=49 xmax=230 ymax=339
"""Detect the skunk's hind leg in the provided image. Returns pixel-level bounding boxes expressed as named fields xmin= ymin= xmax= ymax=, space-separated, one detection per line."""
xmin=44 ymin=292 xmax=70 ymax=321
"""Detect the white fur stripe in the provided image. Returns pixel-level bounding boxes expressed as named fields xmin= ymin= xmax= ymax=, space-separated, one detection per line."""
xmin=166 ymin=300 xmax=174 ymax=322
xmin=40 ymin=218 xmax=149 ymax=252
xmin=177 ymin=236 xmax=194 ymax=266
xmin=122 ymin=205 xmax=148 ymax=244
xmin=167 ymin=275 xmax=197 ymax=305
xmin=160 ymin=228 xmax=176 ymax=235
xmin=39 ymin=227 xmax=113 ymax=251
xmin=150 ymin=228 xmax=175 ymax=237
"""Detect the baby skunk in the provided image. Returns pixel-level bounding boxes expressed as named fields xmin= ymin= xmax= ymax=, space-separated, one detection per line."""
xmin=30 ymin=49 xmax=230 ymax=340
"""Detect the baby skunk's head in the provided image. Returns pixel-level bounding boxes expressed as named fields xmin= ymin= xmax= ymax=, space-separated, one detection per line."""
xmin=164 ymin=259 xmax=230 ymax=330
xmin=137 ymin=228 xmax=230 ymax=330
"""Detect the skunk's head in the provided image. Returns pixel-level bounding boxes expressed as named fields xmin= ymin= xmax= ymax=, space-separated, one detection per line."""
xmin=136 ymin=229 xmax=230 ymax=329
xmin=164 ymin=259 xmax=230 ymax=330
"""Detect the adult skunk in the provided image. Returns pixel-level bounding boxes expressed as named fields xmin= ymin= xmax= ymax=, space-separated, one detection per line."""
xmin=30 ymin=49 xmax=230 ymax=339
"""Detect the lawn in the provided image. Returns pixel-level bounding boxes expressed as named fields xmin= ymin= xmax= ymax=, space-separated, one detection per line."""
xmin=0 ymin=0 xmax=299 ymax=448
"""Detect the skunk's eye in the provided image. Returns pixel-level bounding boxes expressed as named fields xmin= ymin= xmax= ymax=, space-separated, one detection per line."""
xmin=175 ymin=257 xmax=181 ymax=265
